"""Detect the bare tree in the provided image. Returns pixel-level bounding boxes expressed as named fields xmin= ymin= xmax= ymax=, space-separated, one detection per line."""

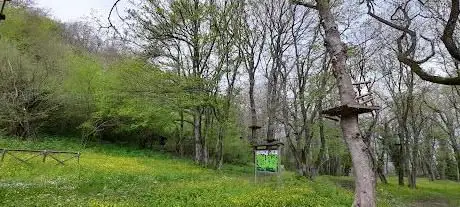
xmin=236 ymin=1 xmax=266 ymax=142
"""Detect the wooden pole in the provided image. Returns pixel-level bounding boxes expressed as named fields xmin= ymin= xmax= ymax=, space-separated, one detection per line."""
xmin=42 ymin=150 xmax=47 ymax=163
xmin=0 ymin=149 xmax=6 ymax=162
xmin=254 ymin=149 xmax=257 ymax=183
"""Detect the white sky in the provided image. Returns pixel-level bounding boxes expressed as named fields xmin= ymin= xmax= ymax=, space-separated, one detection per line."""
xmin=34 ymin=0 xmax=123 ymax=23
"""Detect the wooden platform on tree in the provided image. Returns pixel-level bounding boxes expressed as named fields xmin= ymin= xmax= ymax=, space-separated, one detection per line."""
xmin=248 ymin=125 xmax=262 ymax=129
xmin=322 ymin=115 xmax=340 ymax=122
xmin=321 ymin=104 xmax=380 ymax=117
xmin=251 ymin=140 xmax=284 ymax=150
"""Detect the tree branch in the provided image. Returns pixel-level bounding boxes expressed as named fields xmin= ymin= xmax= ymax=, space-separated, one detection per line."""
xmin=100 ymin=0 xmax=123 ymax=35
xmin=367 ymin=0 xmax=460 ymax=85
xmin=291 ymin=0 xmax=317 ymax=9
xmin=441 ymin=0 xmax=460 ymax=61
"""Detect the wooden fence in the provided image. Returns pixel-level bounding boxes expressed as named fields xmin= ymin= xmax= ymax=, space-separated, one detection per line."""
xmin=0 ymin=149 xmax=80 ymax=165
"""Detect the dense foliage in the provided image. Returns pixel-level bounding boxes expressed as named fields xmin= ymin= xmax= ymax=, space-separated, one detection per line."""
xmin=0 ymin=5 xmax=252 ymax=165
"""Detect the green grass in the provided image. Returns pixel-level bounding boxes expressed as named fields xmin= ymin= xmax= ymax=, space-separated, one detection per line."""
xmin=0 ymin=137 xmax=459 ymax=206
xmin=329 ymin=176 xmax=460 ymax=206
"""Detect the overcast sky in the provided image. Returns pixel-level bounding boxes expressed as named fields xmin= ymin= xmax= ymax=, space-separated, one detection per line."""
xmin=34 ymin=0 xmax=124 ymax=23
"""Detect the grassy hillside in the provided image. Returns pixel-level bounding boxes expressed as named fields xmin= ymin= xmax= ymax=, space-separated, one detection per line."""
xmin=0 ymin=137 xmax=459 ymax=207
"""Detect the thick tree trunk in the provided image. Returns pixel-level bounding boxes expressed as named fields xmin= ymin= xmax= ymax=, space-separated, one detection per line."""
xmin=316 ymin=1 xmax=376 ymax=206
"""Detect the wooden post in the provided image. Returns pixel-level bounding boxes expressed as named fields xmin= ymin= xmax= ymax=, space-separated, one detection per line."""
xmin=42 ymin=150 xmax=47 ymax=163
xmin=277 ymin=147 xmax=281 ymax=186
xmin=0 ymin=149 xmax=6 ymax=161
xmin=254 ymin=149 xmax=257 ymax=183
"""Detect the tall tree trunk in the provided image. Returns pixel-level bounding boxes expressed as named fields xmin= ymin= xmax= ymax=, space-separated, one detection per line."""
xmin=316 ymin=1 xmax=376 ymax=206
xmin=439 ymin=138 xmax=448 ymax=180
xmin=376 ymin=156 xmax=388 ymax=184
xmin=177 ymin=110 xmax=185 ymax=156
xmin=191 ymin=0 xmax=203 ymax=165
xmin=315 ymin=115 xmax=326 ymax=173
xmin=194 ymin=110 xmax=202 ymax=164
xmin=409 ymin=144 xmax=417 ymax=188
xmin=409 ymin=128 xmax=421 ymax=188
xmin=427 ymin=135 xmax=436 ymax=181
xmin=215 ymin=124 xmax=224 ymax=169
xmin=377 ymin=121 xmax=390 ymax=184
xmin=202 ymin=109 xmax=210 ymax=167
xmin=266 ymin=67 xmax=279 ymax=142
xmin=397 ymin=134 xmax=405 ymax=186
xmin=452 ymin=144 xmax=460 ymax=182
xmin=249 ymin=70 xmax=258 ymax=142
xmin=447 ymin=126 xmax=460 ymax=181
xmin=314 ymin=55 xmax=329 ymax=176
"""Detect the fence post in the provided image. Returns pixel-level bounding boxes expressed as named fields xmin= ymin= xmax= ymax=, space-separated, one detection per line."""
xmin=42 ymin=150 xmax=47 ymax=163
xmin=0 ymin=149 xmax=6 ymax=161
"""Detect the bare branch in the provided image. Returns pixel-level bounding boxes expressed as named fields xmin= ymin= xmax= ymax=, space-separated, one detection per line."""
xmin=291 ymin=0 xmax=317 ymax=9
xmin=441 ymin=0 xmax=460 ymax=61
xmin=367 ymin=0 xmax=460 ymax=85
xmin=99 ymin=0 xmax=123 ymax=35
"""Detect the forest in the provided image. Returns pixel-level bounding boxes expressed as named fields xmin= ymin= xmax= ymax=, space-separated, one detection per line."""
xmin=1 ymin=0 xmax=460 ymax=206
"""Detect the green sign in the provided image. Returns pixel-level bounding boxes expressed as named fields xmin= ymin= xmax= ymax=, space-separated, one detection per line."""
xmin=256 ymin=150 xmax=279 ymax=172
